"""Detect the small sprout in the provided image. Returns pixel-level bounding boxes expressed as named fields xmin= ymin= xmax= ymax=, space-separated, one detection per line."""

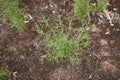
xmin=0 ymin=70 xmax=11 ymax=80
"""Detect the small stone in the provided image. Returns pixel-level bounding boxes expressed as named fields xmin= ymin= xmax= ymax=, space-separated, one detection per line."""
xmin=45 ymin=6 xmax=48 ymax=9
xmin=20 ymin=55 xmax=25 ymax=59
xmin=91 ymin=24 xmax=101 ymax=32
xmin=101 ymin=61 xmax=117 ymax=73
xmin=110 ymin=40 xmax=115 ymax=44
xmin=113 ymin=8 xmax=118 ymax=11
xmin=100 ymin=50 xmax=110 ymax=56
xmin=49 ymin=4 xmax=53 ymax=8
xmin=105 ymin=28 xmax=111 ymax=34
xmin=110 ymin=23 xmax=114 ymax=26
xmin=13 ymin=71 xmax=17 ymax=77
xmin=100 ymin=39 xmax=108 ymax=46
xmin=88 ymin=75 xmax=92 ymax=79
xmin=52 ymin=11 xmax=56 ymax=13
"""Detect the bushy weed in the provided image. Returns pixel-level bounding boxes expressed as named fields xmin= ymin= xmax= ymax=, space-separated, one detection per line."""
xmin=74 ymin=0 xmax=109 ymax=23
xmin=0 ymin=0 xmax=25 ymax=30
xmin=36 ymin=15 xmax=91 ymax=63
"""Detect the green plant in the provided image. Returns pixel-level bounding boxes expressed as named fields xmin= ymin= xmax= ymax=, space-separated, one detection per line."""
xmin=93 ymin=0 xmax=109 ymax=12
xmin=0 ymin=70 xmax=11 ymax=80
xmin=36 ymin=15 xmax=91 ymax=63
xmin=35 ymin=25 xmax=44 ymax=35
xmin=74 ymin=0 xmax=109 ymax=23
xmin=0 ymin=0 xmax=25 ymax=30
xmin=35 ymin=16 xmax=50 ymax=35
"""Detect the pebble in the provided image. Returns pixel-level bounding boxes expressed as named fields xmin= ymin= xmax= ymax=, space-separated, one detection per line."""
xmin=100 ymin=39 xmax=108 ymax=46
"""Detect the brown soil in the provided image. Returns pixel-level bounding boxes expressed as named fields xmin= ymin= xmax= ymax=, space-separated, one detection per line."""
xmin=0 ymin=0 xmax=120 ymax=80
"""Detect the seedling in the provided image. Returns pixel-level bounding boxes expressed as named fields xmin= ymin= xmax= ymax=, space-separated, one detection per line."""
xmin=0 ymin=70 xmax=11 ymax=80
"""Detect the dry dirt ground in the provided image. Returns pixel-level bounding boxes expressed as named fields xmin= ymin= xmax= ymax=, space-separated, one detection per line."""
xmin=0 ymin=0 xmax=120 ymax=80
